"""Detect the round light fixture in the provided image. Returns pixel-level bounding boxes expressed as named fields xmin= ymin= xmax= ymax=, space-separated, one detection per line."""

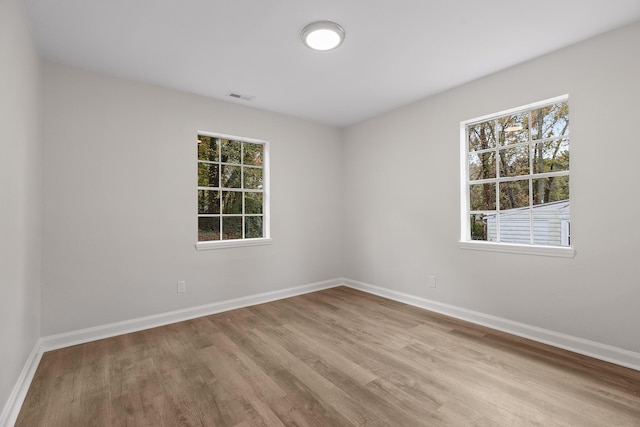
xmin=301 ymin=21 xmax=345 ymax=51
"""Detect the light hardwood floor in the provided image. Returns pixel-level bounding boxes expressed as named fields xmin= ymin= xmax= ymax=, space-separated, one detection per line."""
xmin=16 ymin=287 xmax=640 ymax=426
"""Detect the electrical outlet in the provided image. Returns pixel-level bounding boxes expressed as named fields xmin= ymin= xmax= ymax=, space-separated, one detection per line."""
xmin=428 ymin=276 xmax=436 ymax=288
xmin=177 ymin=280 xmax=186 ymax=294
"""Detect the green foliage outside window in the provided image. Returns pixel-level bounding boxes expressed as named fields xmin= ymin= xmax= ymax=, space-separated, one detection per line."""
xmin=466 ymin=99 xmax=570 ymax=246
xmin=197 ymin=135 xmax=265 ymax=242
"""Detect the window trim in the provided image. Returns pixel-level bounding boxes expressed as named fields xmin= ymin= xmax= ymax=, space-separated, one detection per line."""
xmin=195 ymin=131 xmax=271 ymax=251
xmin=458 ymin=240 xmax=574 ymax=258
xmin=459 ymin=95 xmax=575 ymax=258
xmin=196 ymin=237 xmax=272 ymax=251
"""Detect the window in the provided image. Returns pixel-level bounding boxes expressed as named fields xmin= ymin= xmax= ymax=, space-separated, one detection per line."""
xmin=196 ymin=132 xmax=270 ymax=250
xmin=460 ymin=95 xmax=574 ymax=257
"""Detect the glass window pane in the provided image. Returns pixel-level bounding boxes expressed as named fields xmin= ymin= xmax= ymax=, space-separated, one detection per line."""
xmin=220 ymin=139 xmax=242 ymax=164
xmin=197 ymin=136 xmax=219 ymax=161
xmin=469 ymin=151 xmax=496 ymax=180
xmin=533 ymin=176 xmax=569 ymax=205
xmin=532 ymin=102 xmax=569 ymax=140
xmin=244 ymin=167 xmax=263 ymax=189
xmin=498 ymin=112 xmax=529 ymax=145
xmin=468 ymin=121 xmax=496 ymax=151
xmin=243 ymin=143 xmax=264 ymax=166
xmin=198 ymin=162 xmax=219 ymax=187
xmin=222 ymin=191 xmax=243 ymax=214
xmin=499 ymin=146 xmax=530 ymax=177
xmin=499 ymin=180 xmax=529 ymax=210
xmin=198 ymin=190 xmax=220 ymax=214
xmin=245 ymin=216 xmax=263 ymax=239
xmin=470 ymin=214 xmax=489 ymax=241
xmin=245 ymin=192 xmax=263 ymax=215
xmin=222 ymin=216 xmax=243 ymax=240
xmin=470 ymin=183 xmax=496 ymax=211
xmin=532 ymin=139 xmax=569 ymax=174
xmin=498 ymin=211 xmax=531 ymax=244
xmin=221 ymin=165 xmax=242 ymax=188
xmin=198 ymin=217 xmax=220 ymax=241
xmin=463 ymin=98 xmax=569 ymax=248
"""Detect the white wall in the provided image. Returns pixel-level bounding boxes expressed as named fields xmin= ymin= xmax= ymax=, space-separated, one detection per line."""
xmin=41 ymin=62 xmax=343 ymax=335
xmin=0 ymin=0 xmax=42 ymax=415
xmin=343 ymin=21 xmax=640 ymax=353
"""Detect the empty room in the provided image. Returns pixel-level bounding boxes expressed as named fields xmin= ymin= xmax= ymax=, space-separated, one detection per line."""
xmin=2 ymin=0 xmax=640 ymax=425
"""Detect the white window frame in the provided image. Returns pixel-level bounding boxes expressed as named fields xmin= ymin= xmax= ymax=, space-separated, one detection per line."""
xmin=459 ymin=95 xmax=575 ymax=258
xmin=196 ymin=131 xmax=271 ymax=250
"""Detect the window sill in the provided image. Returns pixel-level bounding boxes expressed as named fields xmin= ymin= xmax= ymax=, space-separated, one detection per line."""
xmin=196 ymin=238 xmax=272 ymax=251
xmin=458 ymin=241 xmax=575 ymax=258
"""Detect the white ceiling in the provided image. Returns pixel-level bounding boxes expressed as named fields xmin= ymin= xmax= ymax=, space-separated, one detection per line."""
xmin=25 ymin=0 xmax=640 ymax=127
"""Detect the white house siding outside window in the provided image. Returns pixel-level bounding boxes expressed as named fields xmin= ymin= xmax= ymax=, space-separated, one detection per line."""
xmin=460 ymin=95 xmax=572 ymax=257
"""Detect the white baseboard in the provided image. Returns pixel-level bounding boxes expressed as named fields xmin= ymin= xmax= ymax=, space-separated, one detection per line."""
xmin=343 ymin=278 xmax=640 ymax=372
xmin=0 ymin=339 xmax=43 ymax=427
xmin=41 ymin=278 xmax=343 ymax=352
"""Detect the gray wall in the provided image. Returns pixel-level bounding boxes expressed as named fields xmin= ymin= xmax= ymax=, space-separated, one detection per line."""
xmin=0 ymin=0 xmax=42 ymax=412
xmin=343 ymin=21 xmax=640 ymax=353
xmin=41 ymin=62 xmax=344 ymax=335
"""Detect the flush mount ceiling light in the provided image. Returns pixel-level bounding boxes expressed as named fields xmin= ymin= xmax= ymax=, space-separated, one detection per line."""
xmin=301 ymin=21 xmax=345 ymax=51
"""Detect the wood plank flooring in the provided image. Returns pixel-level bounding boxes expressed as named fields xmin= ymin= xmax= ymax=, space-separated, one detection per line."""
xmin=16 ymin=286 xmax=640 ymax=426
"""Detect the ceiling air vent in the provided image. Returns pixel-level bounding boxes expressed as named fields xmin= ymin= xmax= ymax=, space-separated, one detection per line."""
xmin=226 ymin=91 xmax=255 ymax=101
